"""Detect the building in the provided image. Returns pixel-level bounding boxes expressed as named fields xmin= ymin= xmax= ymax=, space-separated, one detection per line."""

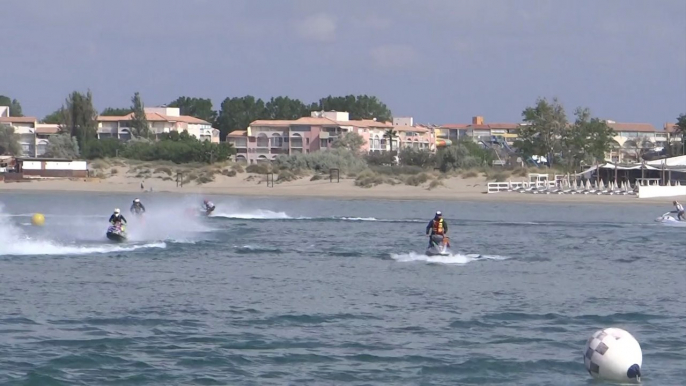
xmin=9 ymin=157 xmax=88 ymax=179
xmin=436 ymin=116 xmax=521 ymax=146
xmin=226 ymin=111 xmax=434 ymax=163
xmin=97 ymin=107 xmax=220 ymax=142
xmin=0 ymin=111 xmax=60 ymax=157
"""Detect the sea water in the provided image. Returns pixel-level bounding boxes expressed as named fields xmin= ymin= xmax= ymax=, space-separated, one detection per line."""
xmin=0 ymin=192 xmax=684 ymax=385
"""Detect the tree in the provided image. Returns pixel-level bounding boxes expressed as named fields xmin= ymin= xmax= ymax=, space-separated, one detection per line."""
xmin=130 ymin=92 xmax=150 ymax=138
xmin=44 ymin=133 xmax=80 ymax=159
xmin=561 ymin=107 xmax=616 ymax=169
xmin=215 ymin=96 xmax=267 ymax=139
xmin=101 ymin=107 xmax=133 ymax=116
xmin=514 ymin=97 xmax=568 ymax=167
xmin=331 ymin=132 xmax=365 ymax=153
xmin=398 ymin=147 xmax=436 ymax=168
xmin=264 ymin=96 xmax=310 ymax=120
xmin=0 ymin=95 xmax=23 ymax=116
xmin=168 ymin=96 xmax=217 ymax=123
xmin=42 ymin=108 xmax=64 ymax=124
xmin=384 ymin=129 xmax=398 ymax=155
xmin=316 ymin=95 xmax=392 ymax=121
xmin=59 ymin=90 xmax=98 ymax=151
xmin=0 ymin=124 xmax=21 ymax=155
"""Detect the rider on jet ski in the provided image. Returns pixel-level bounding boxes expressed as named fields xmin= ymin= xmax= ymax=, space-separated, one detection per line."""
xmin=426 ymin=211 xmax=449 ymax=248
xmin=202 ymin=199 xmax=215 ymax=215
xmin=109 ymin=208 xmax=128 ymax=225
xmin=130 ymin=198 xmax=146 ymax=215
xmin=673 ymin=201 xmax=685 ymax=221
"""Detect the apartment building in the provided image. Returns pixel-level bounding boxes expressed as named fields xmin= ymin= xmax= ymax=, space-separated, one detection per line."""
xmin=0 ymin=110 xmax=59 ymax=157
xmin=97 ymin=106 xmax=220 ymax=143
xmin=226 ymin=111 xmax=434 ymax=163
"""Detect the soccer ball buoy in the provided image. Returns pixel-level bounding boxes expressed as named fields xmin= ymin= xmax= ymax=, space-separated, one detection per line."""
xmin=31 ymin=213 xmax=45 ymax=226
xmin=584 ymin=327 xmax=642 ymax=383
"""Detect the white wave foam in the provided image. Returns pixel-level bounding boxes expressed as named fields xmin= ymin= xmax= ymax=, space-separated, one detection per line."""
xmin=338 ymin=217 xmax=377 ymax=221
xmin=0 ymin=201 xmax=170 ymax=256
xmin=390 ymin=251 xmax=509 ymax=265
xmin=2 ymin=239 xmax=166 ymax=256
xmin=212 ymin=209 xmax=298 ymax=220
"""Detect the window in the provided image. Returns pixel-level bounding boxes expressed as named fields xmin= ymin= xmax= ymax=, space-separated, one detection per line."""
xmin=270 ymin=134 xmax=282 ymax=148
xmin=320 ymin=139 xmax=328 ymax=148
xmin=257 ymin=134 xmax=269 ymax=147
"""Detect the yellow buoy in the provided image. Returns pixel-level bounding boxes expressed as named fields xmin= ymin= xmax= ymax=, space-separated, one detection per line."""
xmin=31 ymin=213 xmax=45 ymax=226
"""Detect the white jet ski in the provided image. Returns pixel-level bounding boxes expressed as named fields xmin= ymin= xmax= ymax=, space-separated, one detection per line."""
xmin=655 ymin=212 xmax=683 ymax=224
xmin=425 ymin=234 xmax=451 ymax=256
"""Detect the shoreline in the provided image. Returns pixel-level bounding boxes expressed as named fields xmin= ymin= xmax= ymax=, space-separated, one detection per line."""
xmin=1 ymin=177 xmax=678 ymax=206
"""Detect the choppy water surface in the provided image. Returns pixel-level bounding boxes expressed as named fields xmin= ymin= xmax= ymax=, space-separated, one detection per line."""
xmin=0 ymin=192 xmax=684 ymax=385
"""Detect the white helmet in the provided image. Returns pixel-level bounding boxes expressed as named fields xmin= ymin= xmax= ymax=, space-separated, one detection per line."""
xmin=114 ymin=208 xmax=120 ymax=214
xmin=435 ymin=211 xmax=442 ymax=216
xmin=134 ymin=198 xmax=140 ymax=203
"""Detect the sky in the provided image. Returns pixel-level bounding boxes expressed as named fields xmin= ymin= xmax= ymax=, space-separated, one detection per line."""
xmin=1 ymin=0 xmax=685 ymax=128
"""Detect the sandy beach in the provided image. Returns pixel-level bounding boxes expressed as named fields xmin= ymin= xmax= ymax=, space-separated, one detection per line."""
xmin=2 ymin=163 xmax=682 ymax=205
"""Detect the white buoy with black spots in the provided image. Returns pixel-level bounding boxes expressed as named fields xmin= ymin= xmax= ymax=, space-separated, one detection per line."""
xmin=584 ymin=327 xmax=642 ymax=383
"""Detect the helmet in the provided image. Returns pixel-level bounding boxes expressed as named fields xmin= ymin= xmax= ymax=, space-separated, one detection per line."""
xmin=114 ymin=208 xmax=120 ymax=214
xmin=435 ymin=211 xmax=442 ymax=216
xmin=134 ymin=198 xmax=140 ymax=203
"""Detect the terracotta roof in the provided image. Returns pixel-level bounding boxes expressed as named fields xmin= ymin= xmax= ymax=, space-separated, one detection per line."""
xmin=439 ymin=124 xmax=470 ymax=129
xmin=664 ymin=123 xmax=681 ymax=133
xmin=0 ymin=116 xmax=38 ymax=124
xmin=250 ymin=120 xmax=294 ymax=127
xmin=36 ymin=125 xmax=60 ymax=134
xmin=98 ymin=113 xmax=211 ymax=125
xmin=606 ymin=122 xmax=656 ymax=132
xmin=393 ymin=125 xmax=430 ymax=133
xmin=227 ymin=130 xmax=246 ymax=137
xmin=97 ymin=116 xmax=126 ymax=122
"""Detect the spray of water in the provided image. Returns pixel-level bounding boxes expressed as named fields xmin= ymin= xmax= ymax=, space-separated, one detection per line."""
xmin=390 ymin=251 xmax=509 ymax=265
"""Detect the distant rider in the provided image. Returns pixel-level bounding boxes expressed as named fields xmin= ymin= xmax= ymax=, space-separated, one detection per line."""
xmin=109 ymin=208 xmax=127 ymax=226
xmin=426 ymin=211 xmax=449 ymax=248
xmin=202 ymin=199 xmax=215 ymax=215
xmin=130 ymin=198 xmax=146 ymax=215
xmin=673 ymin=201 xmax=685 ymax=221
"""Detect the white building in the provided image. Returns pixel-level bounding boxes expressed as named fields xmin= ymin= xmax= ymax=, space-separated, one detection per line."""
xmin=97 ymin=107 xmax=220 ymax=142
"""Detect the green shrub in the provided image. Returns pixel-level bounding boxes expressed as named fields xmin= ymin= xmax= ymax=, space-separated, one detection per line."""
xmin=231 ymin=163 xmax=245 ymax=173
xmin=461 ymin=170 xmax=478 ymax=178
xmin=371 ymin=165 xmax=424 ymax=176
xmin=354 ymin=169 xmax=385 ymax=188
xmin=364 ymin=152 xmax=394 ymax=166
xmin=154 ymin=167 xmax=172 ymax=176
xmin=310 ymin=174 xmax=323 ymax=181
xmin=246 ymin=163 xmax=272 ymax=174
xmin=398 ymin=148 xmax=436 ymax=168
xmin=405 ymin=172 xmax=430 ymax=186
xmin=222 ymin=169 xmax=237 ymax=177
xmin=110 ymin=168 xmax=118 ymax=175
xmin=274 ymin=148 xmax=367 ymax=174
xmin=277 ymin=170 xmax=299 ymax=183
xmin=428 ymin=179 xmax=444 ymax=190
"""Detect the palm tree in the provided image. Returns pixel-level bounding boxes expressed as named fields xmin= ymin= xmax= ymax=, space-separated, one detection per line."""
xmin=384 ymin=129 xmax=398 ymax=154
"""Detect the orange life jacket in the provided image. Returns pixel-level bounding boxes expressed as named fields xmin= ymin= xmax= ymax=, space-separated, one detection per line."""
xmin=432 ymin=218 xmax=444 ymax=235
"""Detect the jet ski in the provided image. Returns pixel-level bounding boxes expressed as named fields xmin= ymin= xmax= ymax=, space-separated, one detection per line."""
xmin=655 ymin=212 xmax=682 ymax=224
xmin=426 ymin=234 xmax=451 ymax=256
xmin=106 ymin=223 xmax=127 ymax=242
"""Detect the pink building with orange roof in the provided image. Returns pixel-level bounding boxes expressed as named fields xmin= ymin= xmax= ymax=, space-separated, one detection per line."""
xmin=226 ymin=111 xmax=435 ymax=163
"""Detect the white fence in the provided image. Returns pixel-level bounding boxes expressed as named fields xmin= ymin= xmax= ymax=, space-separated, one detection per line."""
xmin=487 ymin=180 xmax=557 ymax=193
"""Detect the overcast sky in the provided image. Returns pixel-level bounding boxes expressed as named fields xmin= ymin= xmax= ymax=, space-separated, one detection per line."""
xmin=2 ymin=0 xmax=685 ymax=127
